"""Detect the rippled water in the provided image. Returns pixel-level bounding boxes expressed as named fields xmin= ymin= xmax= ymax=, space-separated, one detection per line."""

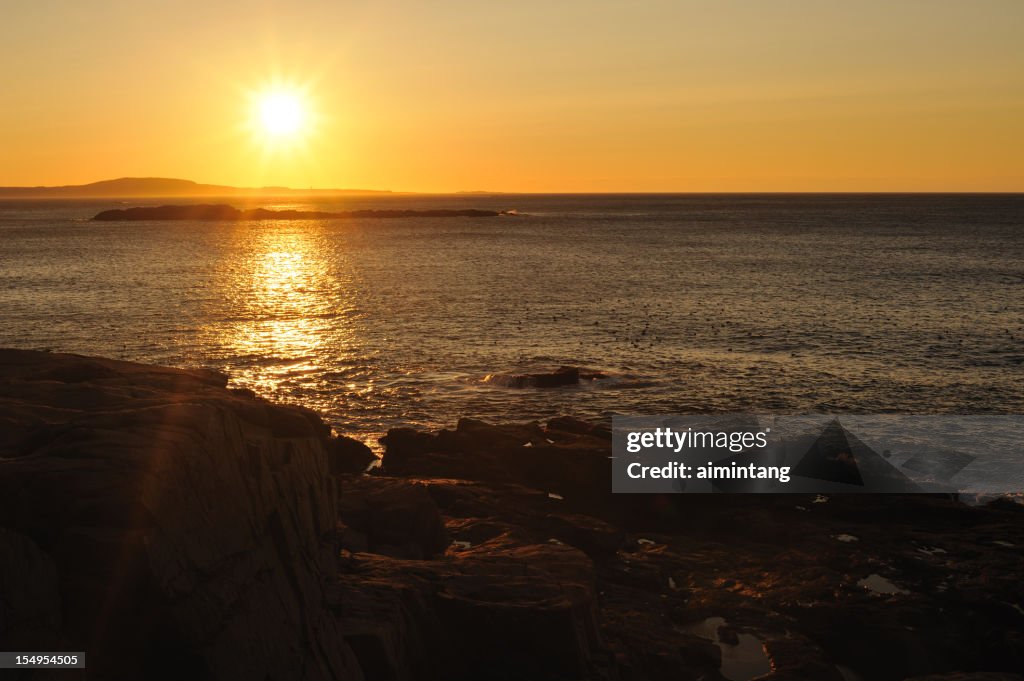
xmin=1 ymin=194 xmax=1021 ymax=444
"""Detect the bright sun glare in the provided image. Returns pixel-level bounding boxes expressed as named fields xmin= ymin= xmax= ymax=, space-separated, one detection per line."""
xmin=259 ymin=92 xmax=305 ymax=136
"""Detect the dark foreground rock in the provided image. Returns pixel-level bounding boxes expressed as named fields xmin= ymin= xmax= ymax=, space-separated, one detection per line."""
xmin=91 ymin=204 xmax=505 ymax=221
xmin=0 ymin=349 xmax=362 ymax=680
xmin=327 ymin=435 xmax=377 ymax=474
xmin=3 ymin=350 xmax=1023 ymax=681
xmin=361 ymin=417 xmax=1024 ymax=681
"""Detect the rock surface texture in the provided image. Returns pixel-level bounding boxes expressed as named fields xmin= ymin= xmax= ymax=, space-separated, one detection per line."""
xmin=2 ymin=350 xmax=1023 ymax=681
xmin=0 ymin=350 xmax=363 ymax=680
xmin=353 ymin=417 xmax=1024 ymax=681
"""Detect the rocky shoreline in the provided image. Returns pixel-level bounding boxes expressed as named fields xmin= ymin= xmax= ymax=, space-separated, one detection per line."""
xmin=1 ymin=350 xmax=1022 ymax=681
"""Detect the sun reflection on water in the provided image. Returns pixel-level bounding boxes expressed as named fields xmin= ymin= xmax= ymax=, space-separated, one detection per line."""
xmin=235 ymin=232 xmax=326 ymax=362
xmin=201 ymin=221 xmax=367 ymax=412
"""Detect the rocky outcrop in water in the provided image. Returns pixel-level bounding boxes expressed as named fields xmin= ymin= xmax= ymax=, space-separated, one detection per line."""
xmin=91 ymin=204 xmax=505 ymax=221
xmin=483 ymin=366 xmax=608 ymax=388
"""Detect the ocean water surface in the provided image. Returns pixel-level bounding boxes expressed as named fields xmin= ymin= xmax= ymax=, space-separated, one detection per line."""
xmin=1 ymin=194 xmax=1022 ymax=445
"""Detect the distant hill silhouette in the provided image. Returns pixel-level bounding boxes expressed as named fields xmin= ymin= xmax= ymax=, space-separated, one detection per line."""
xmin=0 ymin=177 xmax=396 ymax=198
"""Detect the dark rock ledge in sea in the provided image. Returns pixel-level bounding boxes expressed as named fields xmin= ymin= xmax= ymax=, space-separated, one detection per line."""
xmin=90 ymin=204 xmax=507 ymax=221
xmin=2 ymin=350 xmax=1023 ymax=681
xmin=482 ymin=365 xmax=608 ymax=388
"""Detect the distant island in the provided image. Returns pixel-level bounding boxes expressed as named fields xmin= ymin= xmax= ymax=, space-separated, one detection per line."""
xmin=92 ymin=204 xmax=506 ymax=221
xmin=0 ymin=177 xmax=398 ymax=199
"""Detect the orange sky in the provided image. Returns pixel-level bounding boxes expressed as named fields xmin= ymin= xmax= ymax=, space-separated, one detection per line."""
xmin=2 ymin=1 xmax=1022 ymax=192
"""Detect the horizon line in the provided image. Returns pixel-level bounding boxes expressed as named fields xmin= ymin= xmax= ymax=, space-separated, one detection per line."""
xmin=0 ymin=176 xmax=1021 ymax=197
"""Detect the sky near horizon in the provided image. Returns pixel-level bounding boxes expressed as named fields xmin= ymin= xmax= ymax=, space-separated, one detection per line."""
xmin=1 ymin=1 xmax=1023 ymax=193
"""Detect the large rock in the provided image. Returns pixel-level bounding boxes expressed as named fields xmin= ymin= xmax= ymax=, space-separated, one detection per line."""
xmin=337 ymin=477 xmax=450 ymax=559
xmin=379 ymin=418 xmax=612 ymax=512
xmin=328 ymin=435 xmax=377 ymax=475
xmin=330 ymin=538 xmax=606 ymax=681
xmin=0 ymin=349 xmax=362 ymax=680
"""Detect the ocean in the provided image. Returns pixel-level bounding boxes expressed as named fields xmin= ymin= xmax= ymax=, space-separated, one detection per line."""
xmin=1 ymin=194 xmax=1022 ymax=446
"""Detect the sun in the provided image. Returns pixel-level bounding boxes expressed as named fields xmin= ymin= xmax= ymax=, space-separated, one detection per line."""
xmin=259 ymin=91 xmax=305 ymax=137
xmin=242 ymin=80 xmax=318 ymax=157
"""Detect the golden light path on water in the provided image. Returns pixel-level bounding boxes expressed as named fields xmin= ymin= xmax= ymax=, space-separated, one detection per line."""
xmin=236 ymin=242 xmax=323 ymax=380
xmin=198 ymin=218 xmax=381 ymax=435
